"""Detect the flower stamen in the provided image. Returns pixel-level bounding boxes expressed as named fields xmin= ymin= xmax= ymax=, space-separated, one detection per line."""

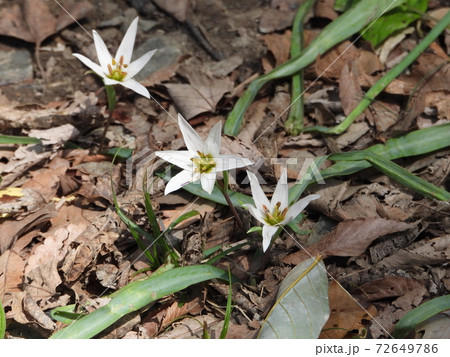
xmin=191 ymin=151 xmax=216 ymax=174
xmin=263 ymin=201 xmax=287 ymax=226
xmin=107 ymin=55 xmax=128 ymax=81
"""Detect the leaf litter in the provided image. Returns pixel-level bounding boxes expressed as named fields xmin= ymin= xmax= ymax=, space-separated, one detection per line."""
xmin=0 ymin=0 xmax=449 ymax=340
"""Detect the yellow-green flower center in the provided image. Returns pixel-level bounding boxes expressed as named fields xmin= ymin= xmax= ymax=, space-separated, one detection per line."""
xmin=107 ymin=55 xmax=128 ymax=81
xmin=191 ymin=151 xmax=216 ymax=174
xmin=263 ymin=202 xmax=288 ymax=226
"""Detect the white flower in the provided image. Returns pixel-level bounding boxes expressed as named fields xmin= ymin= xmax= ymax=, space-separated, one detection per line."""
xmin=155 ymin=114 xmax=252 ymax=195
xmin=73 ymin=17 xmax=156 ymax=98
xmin=244 ymin=169 xmax=320 ymax=252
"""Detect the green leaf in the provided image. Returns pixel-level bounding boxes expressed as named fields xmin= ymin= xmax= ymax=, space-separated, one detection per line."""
xmin=258 ymin=257 xmax=330 ymax=339
xmin=51 ymin=265 xmax=230 ymax=339
xmin=219 ymin=268 xmax=233 ymax=339
xmin=393 ymin=295 xmax=450 ymax=338
xmin=362 ymin=0 xmax=428 ymax=47
xmin=247 ymin=226 xmax=262 ymax=234
xmin=50 ymin=304 xmax=84 ymax=324
xmin=0 ymin=299 xmax=6 ymax=338
xmin=329 ymin=150 xmax=450 ymax=201
xmin=164 ymin=210 xmax=200 ymax=233
xmin=105 ymin=147 xmax=133 ymax=160
xmin=0 ymin=135 xmax=41 ymax=145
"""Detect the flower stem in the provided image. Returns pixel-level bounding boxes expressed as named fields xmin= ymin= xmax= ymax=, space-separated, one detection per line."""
xmin=217 ymin=171 xmax=244 ymax=230
xmin=99 ymin=85 xmax=117 ymax=152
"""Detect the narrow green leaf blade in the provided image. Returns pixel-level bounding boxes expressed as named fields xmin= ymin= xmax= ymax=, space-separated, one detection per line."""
xmin=258 ymin=257 xmax=329 ymax=339
xmin=393 ymin=295 xmax=450 ymax=339
xmin=0 ymin=299 xmax=6 ymax=338
xmin=0 ymin=135 xmax=41 ymax=145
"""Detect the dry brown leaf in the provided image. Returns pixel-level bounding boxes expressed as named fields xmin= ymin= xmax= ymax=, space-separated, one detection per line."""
xmin=0 ymin=203 xmax=57 ymax=254
xmin=320 ymin=281 xmax=377 ymax=339
xmin=259 ymin=8 xmax=295 ymax=33
xmin=166 ymin=72 xmax=233 ymax=119
xmin=24 ymin=260 xmax=71 ymax=310
xmin=23 ymin=292 xmax=56 ymax=330
xmin=153 ymin=0 xmax=192 ymax=22
xmin=0 ymin=250 xmax=25 ymax=298
xmin=262 ymin=31 xmax=291 ymax=71
xmin=0 ymin=0 xmax=93 ymax=44
xmin=141 ymin=292 xmax=205 ymax=337
xmin=156 ymin=314 xmax=220 ymax=339
xmin=314 ymin=0 xmax=338 ymax=20
xmin=376 ymin=235 xmax=450 ymax=269
xmin=368 ymin=278 xmax=427 ymax=338
xmin=315 ymin=41 xmax=359 ymax=79
xmin=283 ymin=218 xmax=417 ymax=265
xmin=162 ymin=201 xmax=216 ymax=229
xmin=339 ymin=62 xmax=364 ymax=121
xmin=360 ymin=276 xmax=426 ymax=302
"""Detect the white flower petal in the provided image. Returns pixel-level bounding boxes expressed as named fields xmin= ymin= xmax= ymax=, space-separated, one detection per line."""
xmin=73 ymin=54 xmax=105 ymax=78
xmin=103 ymin=77 xmax=121 ymax=86
xmin=262 ymin=225 xmax=279 ymax=252
xmin=164 ymin=169 xmax=194 ymax=195
xmin=243 ymin=204 xmax=266 ymax=226
xmin=215 ymin=155 xmax=252 ymax=172
xmin=178 ymin=114 xmax=204 ymax=155
xmin=281 ymin=194 xmax=320 ymax=224
xmin=93 ymin=30 xmax=112 ymax=74
xmin=200 ymin=172 xmax=217 ymax=194
xmin=126 ymin=49 xmax=157 ymax=78
xmin=247 ymin=171 xmax=270 ymax=213
xmin=116 ymin=17 xmax=138 ymax=64
xmin=120 ymin=78 xmax=150 ymax=98
xmin=204 ymin=121 xmax=222 ymax=156
xmin=155 ymin=150 xmax=193 ymax=171
xmin=270 ymin=168 xmax=288 ymax=212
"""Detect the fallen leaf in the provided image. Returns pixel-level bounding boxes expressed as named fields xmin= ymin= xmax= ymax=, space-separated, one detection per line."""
xmin=259 ymin=8 xmax=295 ymax=33
xmin=0 ymin=203 xmax=57 ymax=254
xmin=360 ymin=276 xmax=426 ymax=302
xmin=0 ymin=0 xmax=93 ymax=44
xmin=376 ymin=235 xmax=450 ymax=269
xmin=339 ymin=62 xmax=364 ymax=122
xmin=0 ymin=250 xmax=25 ymax=296
xmin=283 ymin=218 xmax=417 ymax=265
xmin=23 ymin=292 xmax=56 ymax=330
xmin=165 ymin=73 xmax=233 ymax=119
xmin=320 ymin=281 xmax=377 ymax=339
xmin=262 ymin=31 xmax=291 ymax=71
xmin=152 ymin=0 xmax=192 ymax=22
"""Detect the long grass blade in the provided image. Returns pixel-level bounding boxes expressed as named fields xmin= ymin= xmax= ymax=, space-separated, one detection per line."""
xmin=0 ymin=299 xmax=6 ymax=338
xmin=330 ymin=151 xmax=450 ymax=200
xmin=284 ymin=0 xmax=316 ymax=135
xmin=0 ymin=135 xmax=41 ymax=145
